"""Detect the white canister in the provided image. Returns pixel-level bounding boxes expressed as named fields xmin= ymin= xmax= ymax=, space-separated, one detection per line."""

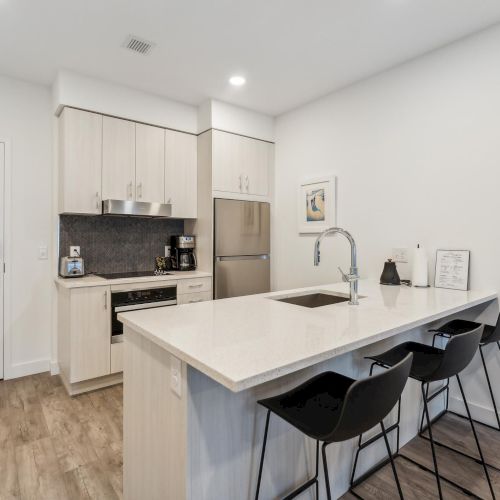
xmin=412 ymin=244 xmax=428 ymax=287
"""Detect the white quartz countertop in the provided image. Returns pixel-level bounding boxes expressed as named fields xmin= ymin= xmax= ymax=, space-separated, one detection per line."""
xmin=55 ymin=270 xmax=212 ymax=289
xmin=118 ymin=280 xmax=497 ymax=392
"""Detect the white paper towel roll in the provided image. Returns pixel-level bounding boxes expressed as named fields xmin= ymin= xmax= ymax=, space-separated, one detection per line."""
xmin=412 ymin=245 xmax=428 ymax=287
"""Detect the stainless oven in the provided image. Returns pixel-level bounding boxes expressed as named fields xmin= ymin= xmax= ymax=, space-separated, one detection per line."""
xmin=111 ymin=284 xmax=177 ymax=343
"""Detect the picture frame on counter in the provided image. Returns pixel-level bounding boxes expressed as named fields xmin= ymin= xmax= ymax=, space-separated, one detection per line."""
xmin=298 ymin=175 xmax=336 ymax=233
xmin=434 ymin=249 xmax=470 ymax=291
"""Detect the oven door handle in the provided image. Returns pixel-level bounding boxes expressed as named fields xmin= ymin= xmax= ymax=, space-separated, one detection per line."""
xmin=115 ymin=300 xmax=177 ymax=312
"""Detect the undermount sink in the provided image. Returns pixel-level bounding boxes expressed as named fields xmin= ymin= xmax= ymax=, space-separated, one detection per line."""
xmin=272 ymin=291 xmax=352 ymax=308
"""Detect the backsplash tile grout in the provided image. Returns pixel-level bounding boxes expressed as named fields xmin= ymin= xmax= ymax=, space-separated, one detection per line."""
xmin=59 ymin=215 xmax=184 ymax=274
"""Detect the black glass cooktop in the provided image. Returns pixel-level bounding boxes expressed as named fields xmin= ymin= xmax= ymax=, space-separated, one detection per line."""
xmin=96 ymin=271 xmax=172 ymax=280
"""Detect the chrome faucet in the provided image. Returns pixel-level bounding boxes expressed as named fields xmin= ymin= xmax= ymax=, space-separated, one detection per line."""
xmin=314 ymin=227 xmax=359 ymax=305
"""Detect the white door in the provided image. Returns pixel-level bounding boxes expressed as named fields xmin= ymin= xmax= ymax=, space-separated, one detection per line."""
xmin=0 ymin=143 xmax=4 ymax=379
xmin=135 ymin=123 xmax=165 ymax=203
xmin=102 ymin=116 xmax=136 ymax=201
xmin=165 ymin=129 xmax=197 ymax=218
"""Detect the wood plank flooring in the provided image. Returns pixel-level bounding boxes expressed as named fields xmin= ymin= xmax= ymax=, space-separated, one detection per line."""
xmin=1 ymin=372 xmax=499 ymax=499
xmin=0 ymin=372 xmax=122 ymax=500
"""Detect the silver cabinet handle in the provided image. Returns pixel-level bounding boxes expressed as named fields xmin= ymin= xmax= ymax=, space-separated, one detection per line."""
xmin=104 ymin=291 xmax=108 ymax=310
xmin=137 ymin=182 xmax=143 ymax=199
xmin=239 ymin=174 xmax=243 ymax=192
xmin=95 ymin=192 xmax=100 ymax=209
xmin=189 ymin=299 xmax=203 ymax=303
xmin=188 ymin=283 xmax=203 ymax=288
xmin=245 ymin=175 xmax=249 ymax=192
xmin=127 ymin=182 xmax=133 ymax=200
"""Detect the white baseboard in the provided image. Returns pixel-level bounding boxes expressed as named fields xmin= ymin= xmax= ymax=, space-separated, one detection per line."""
xmin=50 ymin=361 xmax=60 ymax=375
xmin=449 ymin=395 xmax=498 ymax=428
xmin=5 ymin=358 xmax=50 ymax=380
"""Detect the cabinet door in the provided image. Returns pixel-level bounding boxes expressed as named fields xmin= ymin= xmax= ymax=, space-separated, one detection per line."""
xmin=59 ymin=108 xmax=102 ymax=214
xmin=245 ymin=139 xmax=272 ymax=196
xmin=102 ymin=116 xmax=136 ymax=201
xmin=136 ymin=123 xmax=165 ymax=203
xmin=212 ymin=130 xmax=242 ymax=193
xmin=70 ymin=286 xmax=111 ymax=383
xmin=165 ymin=130 xmax=197 ymax=218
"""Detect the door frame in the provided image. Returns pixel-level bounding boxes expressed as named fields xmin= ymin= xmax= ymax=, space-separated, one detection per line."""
xmin=0 ymin=139 xmax=11 ymax=380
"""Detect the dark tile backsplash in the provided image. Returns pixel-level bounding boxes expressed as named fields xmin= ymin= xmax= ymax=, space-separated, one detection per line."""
xmin=59 ymin=215 xmax=184 ymax=274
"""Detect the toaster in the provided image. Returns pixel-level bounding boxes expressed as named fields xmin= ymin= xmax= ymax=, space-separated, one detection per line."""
xmin=59 ymin=256 xmax=85 ymax=277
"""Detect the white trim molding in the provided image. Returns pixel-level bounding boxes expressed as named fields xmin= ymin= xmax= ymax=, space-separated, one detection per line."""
xmin=449 ymin=395 xmax=499 ymax=428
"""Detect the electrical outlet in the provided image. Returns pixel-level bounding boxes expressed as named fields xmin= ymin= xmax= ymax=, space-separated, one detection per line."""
xmin=392 ymin=248 xmax=409 ymax=263
xmin=70 ymin=246 xmax=80 ymax=258
xmin=38 ymin=246 xmax=48 ymax=260
xmin=170 ymin=355 xmax=182 ymax=397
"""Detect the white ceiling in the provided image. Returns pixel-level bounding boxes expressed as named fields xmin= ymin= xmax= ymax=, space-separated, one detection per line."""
xmin=1 ymin=0 xmax=500 ymax=115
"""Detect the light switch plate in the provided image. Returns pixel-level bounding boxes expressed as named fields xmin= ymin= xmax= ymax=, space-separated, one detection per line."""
xmin=392 ymin=248 xmax=409 ymax=263
xmin=70 ymin=246 xmax=80 ymax=257
xmin=38 ymin=246 xmax=48 ymax=260
xmin=170 ymin=355 xmax=182 ymax=398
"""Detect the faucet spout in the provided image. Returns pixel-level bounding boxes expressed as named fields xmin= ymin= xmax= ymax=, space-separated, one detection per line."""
xmin=313 ymin=227 xmax=359 ymax=305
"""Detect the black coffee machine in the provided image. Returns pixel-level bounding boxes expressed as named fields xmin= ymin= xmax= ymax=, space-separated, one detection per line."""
xmin=171 ymin=235 xmax=197 ymax=271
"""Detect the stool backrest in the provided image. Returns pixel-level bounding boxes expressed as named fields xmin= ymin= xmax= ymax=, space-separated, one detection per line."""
xmin=430 ymin=324 xmax=483 ymax=381
xmin=325 ymin=353 xmax=412 ymax=443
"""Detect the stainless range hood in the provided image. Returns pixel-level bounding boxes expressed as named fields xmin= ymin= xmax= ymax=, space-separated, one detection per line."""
xmin=102 ymin=199 xmax=172 ymax=218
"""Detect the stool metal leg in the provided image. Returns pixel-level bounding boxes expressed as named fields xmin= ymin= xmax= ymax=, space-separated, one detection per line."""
xmin=255 ymin=410 xmax=271 ymax=500
xmin=456 ymin=374 xmax=496 ymax=500
xmin=421 ymin=382 xmax=444 ymax=500
xmin=380 ymin=421 xmax=404 ymax=499
xmin=479 ymin=344 xmax=500 ymax=431
xmin=322 ymin=442 xmax=332 ymax=500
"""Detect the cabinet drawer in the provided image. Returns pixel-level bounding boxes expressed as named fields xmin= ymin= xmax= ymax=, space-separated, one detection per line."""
xmin=110 ymin=341 xmax=123 ymax=374
xmin=177 ymin=277 xmax=212 ymax=295
xmin=177 ymin=291 xmax=212 ymax=305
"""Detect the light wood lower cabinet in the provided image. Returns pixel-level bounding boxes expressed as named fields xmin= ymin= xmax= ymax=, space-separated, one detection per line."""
xmin=177 ymin=291 xmax=212 ymax=305
xmin=58 ymin=285 xmax=111 ymax=387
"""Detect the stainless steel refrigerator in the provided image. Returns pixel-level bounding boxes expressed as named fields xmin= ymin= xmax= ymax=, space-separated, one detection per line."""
xmin=214 ymin=199 xmax=270 ymax=299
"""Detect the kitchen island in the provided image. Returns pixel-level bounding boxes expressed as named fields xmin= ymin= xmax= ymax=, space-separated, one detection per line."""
xmin=119 ymin=280 xmax=497 ymax=500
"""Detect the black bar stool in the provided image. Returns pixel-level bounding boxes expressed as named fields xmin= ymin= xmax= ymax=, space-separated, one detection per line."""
xmin=429 ymin=313 xmax=500 ymax=430
xmin=358 ymin=325 xmax=495 ymax=500
xmin=254 ymin=353 xmax=413 ymax=500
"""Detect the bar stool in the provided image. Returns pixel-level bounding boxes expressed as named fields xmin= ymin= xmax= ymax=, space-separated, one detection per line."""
xmin=429 ymin=313 xmax=500 ymax=430
xmin=254 ymin=353 xmax=413 ymax=500
xmin=358 ymin=325 xmax=495 ymax=500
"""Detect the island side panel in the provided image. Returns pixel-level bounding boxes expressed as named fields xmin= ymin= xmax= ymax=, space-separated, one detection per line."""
xmin=123 ymin=326 xmax=188 ymax=500
xmin=185 ymin=326 xmax=447 ymax=500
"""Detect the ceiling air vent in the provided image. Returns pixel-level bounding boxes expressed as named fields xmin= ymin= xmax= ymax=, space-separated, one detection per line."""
xmin=123 ymin=35 xmax=155 ymax=55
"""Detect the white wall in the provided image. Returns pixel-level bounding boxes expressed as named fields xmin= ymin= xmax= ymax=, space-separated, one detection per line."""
xmin=0 ymin=75 xmax=53 ymax=378
xmin=273 ymin=24 xmax=500 ymax=424
xmin=54 ymin=70 xmax=198 ymax=134
xmin=198 ymin=99 xmax=275 ymax=141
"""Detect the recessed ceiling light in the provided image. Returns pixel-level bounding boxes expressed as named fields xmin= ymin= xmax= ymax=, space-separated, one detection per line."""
xmin=229 ymin=75 xmax=246 ymax=86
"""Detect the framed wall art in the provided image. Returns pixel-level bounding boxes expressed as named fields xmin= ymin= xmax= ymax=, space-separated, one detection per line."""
xmin=297 ymin=175 xmax=336 ymax=233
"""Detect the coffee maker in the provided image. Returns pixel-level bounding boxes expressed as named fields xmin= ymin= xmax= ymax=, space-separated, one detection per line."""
xmin=171 ymin=235 xmax=197 ymax=271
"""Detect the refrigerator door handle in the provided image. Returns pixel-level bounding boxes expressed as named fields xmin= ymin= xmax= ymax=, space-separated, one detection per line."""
xmin=215 ymin=255 xmax=269 ymax=262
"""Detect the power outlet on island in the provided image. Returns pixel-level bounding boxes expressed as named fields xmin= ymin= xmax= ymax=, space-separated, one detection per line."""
xmin=392 ymin=248 xmax=409 ymax=263
xmin=170 ymin=355 xmax=182 ymax=398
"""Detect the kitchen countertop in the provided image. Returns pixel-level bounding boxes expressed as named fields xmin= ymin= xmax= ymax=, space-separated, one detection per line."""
xmin=118 ymin=279 xmax=497 ymax=392
xmin=55 ymin=270 xmax=212 ymax=289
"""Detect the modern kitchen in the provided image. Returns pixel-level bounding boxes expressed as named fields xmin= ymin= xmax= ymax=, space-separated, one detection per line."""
xmin=1 ymin=2 xmax=500 ymax=499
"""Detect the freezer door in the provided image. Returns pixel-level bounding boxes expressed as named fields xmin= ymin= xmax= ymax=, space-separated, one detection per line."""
xmin=214 ymin=199 xmax=270 ymax=256
xmin=215 ymin=256 xmax=270 ymax=299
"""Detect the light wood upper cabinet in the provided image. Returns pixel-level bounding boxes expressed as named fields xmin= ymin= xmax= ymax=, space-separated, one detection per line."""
xmin=102 ymin=116 xmax=136 ymax=201
xmin=165 ymin=129 xmax=197 ymax=218
xmin=136 ymin=123 xmax=165 ymax=203
xmin=59 ymin=108 xmax=102 ymax=214
xmin=69 ymin=285 xmax=111 ymax=383
xmin=212 ymin=130 xmax=272 ymax=197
